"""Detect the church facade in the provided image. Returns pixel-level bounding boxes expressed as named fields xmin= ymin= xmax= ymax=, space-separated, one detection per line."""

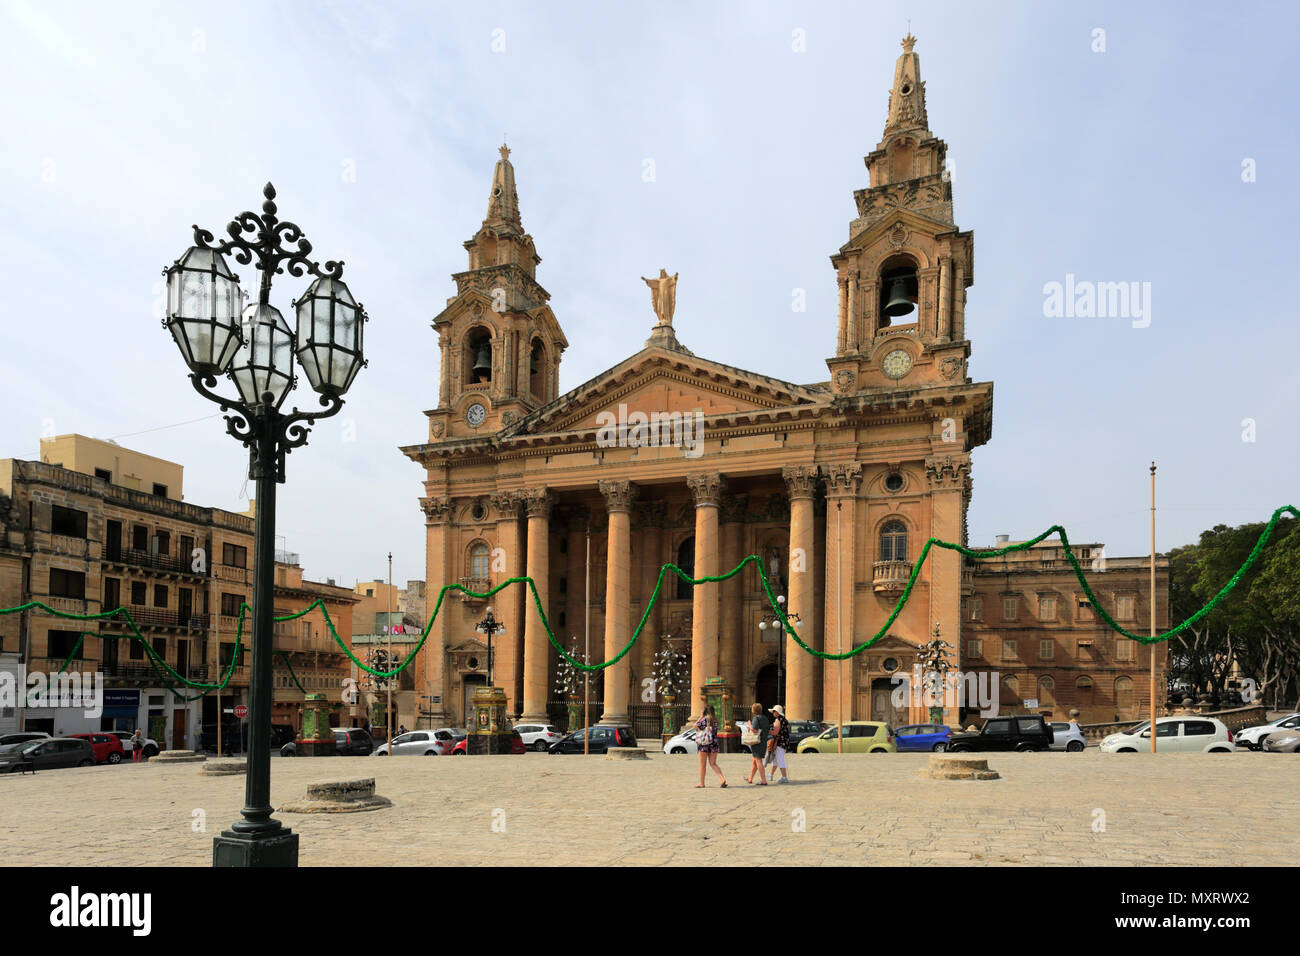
xmin=402 ymin=36 xmax=993 ymax=733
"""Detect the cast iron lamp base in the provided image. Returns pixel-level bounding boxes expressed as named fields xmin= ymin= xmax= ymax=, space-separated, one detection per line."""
xmin=213 ymin=827 xmax=300 ymax=867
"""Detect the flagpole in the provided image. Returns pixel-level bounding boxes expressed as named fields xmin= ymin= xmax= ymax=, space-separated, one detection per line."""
xmin=1149 ymin=464 xmax=1157 ymax=754
xmin=387 ymin=551 xmax=393 ymax=756
xmin=584 ymin=527 xmax=591 ymax=756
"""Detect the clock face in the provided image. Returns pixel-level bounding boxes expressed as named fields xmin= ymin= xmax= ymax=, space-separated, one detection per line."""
xmin=882 ymin=349 xmax=913 ymax=379
xmin=465 ymin=403 xmax=487 ymax=427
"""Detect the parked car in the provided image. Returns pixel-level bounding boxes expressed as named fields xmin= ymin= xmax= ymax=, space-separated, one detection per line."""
xmin=67 ymin=732 xmax=127 ymax=765
xmin=514 ymin=723 xmax=564 ymax=752
xmin=374 ymin=729 xmax=452 ymax=756
xmin=280 ymin=727 xmax=374 ymax=757
xmin=894 ymin=724 xmax=953 ymax=752
xmin=662 ymin=728 xmax=698 ymax=754
xmin=449 ymin=730 xmax=527 ymax=755
xmin=0 ymin=732 xmax=50 ymax=747
xmin=786 ymin=720 xmax=828 ymax=751
xmin=1049 ymin=722 xmax=1087 ymax=752
xmin=1262 ymin=729 xmax=1300 ymax=753
xmin=947 ymin=715 xmax=1054 ymax=752
xmin=1235 ymin=713 xmax=1300 ymax=750
xmin=796 ymin=722 xmax=896 ymax=753
xmin=1098 ymin=717 xmax=1236 ymax=753
xmin=548 ymin=725 xmax=638 ymax=754
xmin=0 ymin=737 xmax=94 ymax=772
xmin=107 ymin=731 xmax=159 ymax=758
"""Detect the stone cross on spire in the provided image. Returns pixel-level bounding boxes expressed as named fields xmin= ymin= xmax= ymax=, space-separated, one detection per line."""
xmin=885 ymin=33 xmax=929 ymax=135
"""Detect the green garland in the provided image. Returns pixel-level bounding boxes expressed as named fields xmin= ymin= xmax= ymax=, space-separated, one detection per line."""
xmin=4 ymin=504 xmax=1294 ymax=682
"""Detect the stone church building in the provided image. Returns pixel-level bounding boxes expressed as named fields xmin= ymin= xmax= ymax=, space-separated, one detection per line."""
xmin=401 ymin=35 xmax=1161 ymax=734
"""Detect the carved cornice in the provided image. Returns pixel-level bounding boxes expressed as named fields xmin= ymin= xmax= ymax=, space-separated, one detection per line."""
xmin=632 ymin=500 xmax=667 ymax=532
xmin=519 ymin=487 xmax=556 ymax=519
xmin=925 ymin=454 xmax=970 ymax=490
xmin=419 ymin=496 xmax=454 ymax=526
xmin=597 ymin=479 xmax=639 ymax=514
xmin=686 ymin=472 xmax=726 ymax=508
xmin=822 ymin=463 xmax=864 ymax=497
xmin=782 ymin=464 xmax=820 ymax=501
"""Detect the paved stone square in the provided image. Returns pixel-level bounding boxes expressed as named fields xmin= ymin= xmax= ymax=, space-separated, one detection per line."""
xmin=0 ymin=750 xmax=1285 ymax=866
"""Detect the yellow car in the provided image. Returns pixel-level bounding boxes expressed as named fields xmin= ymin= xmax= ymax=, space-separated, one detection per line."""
xmin=796 ymin=721 xmax=896 ymax=753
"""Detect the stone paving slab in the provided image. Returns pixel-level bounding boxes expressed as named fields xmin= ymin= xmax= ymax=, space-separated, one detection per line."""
xmin=0 ymin=750 xmax=1286 ymax=866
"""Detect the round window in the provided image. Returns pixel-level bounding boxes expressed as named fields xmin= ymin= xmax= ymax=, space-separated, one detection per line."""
xmin=900 ymin=83 xmax=912 ymax=95
xmin=471 ymin=502 xmax=487 ymax=522
xmin=884 ymin=472 xmax=904 ymax=493
xmin=883 ymin=657 xmax=900 ymax=673
xmin=467 ymin=657 xmax=479 ymax=670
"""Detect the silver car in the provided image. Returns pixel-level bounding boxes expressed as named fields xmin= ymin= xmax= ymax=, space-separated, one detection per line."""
xmin=374 ymin=728 xmax=454 ymax=756
xmin=514 ymin=723 xmax=563 ymax=752
xmin=1235 ymin=713 xmax=1300 ymax=750
xmin=1262 ymin=730 xmax=1300 ymax=753
xmin=1049 ymin=722 xmax=1087 ymax=752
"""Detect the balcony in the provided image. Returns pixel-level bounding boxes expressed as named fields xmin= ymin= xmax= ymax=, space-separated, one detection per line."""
xmin=109 ymin=547 xmax=207 ymax=577
xmin=215 ymin=564 xmax=251 ymax=584
xmin=44 ymin=596 xmax=89 ymax=614
xmin=104 ymin=605 xmax=208 ymax=630
xmin=961 ymin=568 xmax=975 ymax=595
xmin=100 ymin=660 xmax=159 ymax=681
xmin=31 ymin=657 xmax=99 ymax=676
xmin=458 ymin=577 xmax=491 ymax=606
xmin=873 ymin=560 xmax=914 ymax=594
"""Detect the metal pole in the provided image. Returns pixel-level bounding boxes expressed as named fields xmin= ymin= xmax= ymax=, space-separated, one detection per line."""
xmin=1149 ymin=463 xmax=1157 ymax=754
xmin=836 ymin=501 xmax=843 ymax=754
xmin=387 ymin=552 xmax=393 ymax=755
xmin=584 ymin=527 xmax=590 ymax=756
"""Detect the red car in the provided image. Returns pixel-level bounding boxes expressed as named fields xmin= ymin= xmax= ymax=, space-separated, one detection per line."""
xmin=450 ymin=731 xmax=526 ymax=755
xmin=67 ymin=733 xmax=126 ymax=765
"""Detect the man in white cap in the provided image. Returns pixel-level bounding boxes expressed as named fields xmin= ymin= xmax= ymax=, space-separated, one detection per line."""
xmin=766 ymin=704 xmax=791 ymax=783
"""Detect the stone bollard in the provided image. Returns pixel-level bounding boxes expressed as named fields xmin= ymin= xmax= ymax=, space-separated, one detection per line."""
xmin=152 ymin=750 xmax=207 ymax=764
xmin=920 ymin=754 xmax=1000 ymax=780
xmin=603 ymin=747 xmax=648 ymax=761
xmin=201 ymin=759 xmax=247 ymax=776
xmin=279 ymin=778 xmax=392 ymax=813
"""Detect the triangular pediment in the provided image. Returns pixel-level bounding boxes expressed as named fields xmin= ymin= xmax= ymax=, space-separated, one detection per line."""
xmin=838 ymin=206 xmax=955 ymax=258
xmin=503 ymin=346 xmax=828 ymax=440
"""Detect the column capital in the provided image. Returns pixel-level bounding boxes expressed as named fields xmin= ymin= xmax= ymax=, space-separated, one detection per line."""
xmin=597 ymin=479 xmax=639 ymax=514
xmin=924 ymin=454 xmax=970 ymax=490
xmin=822 ymin=462 xmax=863 ymax=498
xmin=720 ymin=493 xmax=749 ymax=525
xmin=419 ymin=496 xmax=454 ymax=525
xmin=520 ymin=487 xmax=556 ymax=519
xmin=782 ymin=464 xmax=820 ymax=500
xmin=488 ymin=491 xmax=522 ymax=521
xmin=686 ymin=472 xmax=726 ymax=508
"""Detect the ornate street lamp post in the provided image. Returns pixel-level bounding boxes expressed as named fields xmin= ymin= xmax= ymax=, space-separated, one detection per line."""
xmin=163 ymin=183 xmax=367 ymax=868
xmin=758 ymin=594 xmax=801 ymax=706
xmin=915 ymin=623 xmax=954 ymax=725
xmin=474 ymin=607 xmax=507 ymax=685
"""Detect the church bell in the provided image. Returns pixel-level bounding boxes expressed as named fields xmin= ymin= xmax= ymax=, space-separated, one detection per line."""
xmin=472 ymin=345 xmax=492 ymax=379
xmin=883 ymin=278 xmax=915 ymax=318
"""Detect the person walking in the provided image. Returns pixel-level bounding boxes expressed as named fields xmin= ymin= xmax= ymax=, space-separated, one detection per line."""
xmin=130 ymin=728 xmax=144 ymax=764
xmin=692 ymin=705 xmax=726 ymax=788
xmin=744 ymin=702 xmax=770 ymax=785
xmin=765 ymin=704 xmax=791 ymax=783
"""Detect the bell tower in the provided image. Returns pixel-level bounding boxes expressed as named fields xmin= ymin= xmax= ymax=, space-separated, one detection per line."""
xmin=429 ymin=144 xmax=568 ymax=442
xmin=827 ymin=34 xmax=974 ymax=394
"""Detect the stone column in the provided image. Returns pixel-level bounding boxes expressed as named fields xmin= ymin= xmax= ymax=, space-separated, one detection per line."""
xmin=489 ymin=491 xmax=524 ymax=717
xmin=782 ymin=466 xmax=819 ymax=720
xmin=719 ymin=494 xmax=748 ymax=706
xmin=520 ymin=487 xmax=555 ymax=722
xmin=419 ymin=496 xmax=453 ymax=726
xmin=686 ymin=473 xmax=725 ymax=710
xmin=927 ymin=453 xmax=970 ymax=727
xmin=836 ymin=275 xmax=848 ymax=355
xmin=822 ymin=464 xmax=863 ymax=726
xmin=845 ymin=273 xmax=858 ymax=352
xmin=953 ymin=262 xmax=966 ymax=341
xmin=938 ymin=255 xmax=952 ymax=342
xmin=598 ymin=479 xmax=637 ymax=727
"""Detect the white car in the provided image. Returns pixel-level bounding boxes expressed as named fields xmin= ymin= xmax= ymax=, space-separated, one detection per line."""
xmin=374 ymin=728 xmax=455 ymax=756
xmin=1049 ymin=722 xmax=1087 ymax=752
xmin=108 ymin=731 xmax=159 ymax=757
xmin=662 ymin=728 xmax=699 ymax=755
xmin=1099 ymin=717 xmax=1236 ymax=753
xmin=1234 ymin=713 xmax=1300 ymax=751
xmin=514 ymin=723 xmax=564 ymax=752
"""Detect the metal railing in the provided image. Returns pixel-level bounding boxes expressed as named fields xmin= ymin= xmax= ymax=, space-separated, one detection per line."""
xmin=32 ymin=657 xmax=98 ymax=675
xmin=113 ymin=547 xmax=205 ymax=576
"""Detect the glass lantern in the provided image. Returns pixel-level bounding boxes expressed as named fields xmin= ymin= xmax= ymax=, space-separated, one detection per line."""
xmin=164 ymin=247 xmax=243 ymax=375
xmin=293 ymin=276 xmax=366 ymax=397
xmin=230 ymin=303 xmax=295 ymax=408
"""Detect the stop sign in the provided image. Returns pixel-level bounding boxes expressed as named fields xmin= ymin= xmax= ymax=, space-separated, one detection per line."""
xmin=234 ymin=704 xmax=248 ymax=719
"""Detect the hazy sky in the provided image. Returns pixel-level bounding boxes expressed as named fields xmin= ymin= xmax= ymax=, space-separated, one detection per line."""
xmin=1 ymin=0 xmax=1296 ymax=588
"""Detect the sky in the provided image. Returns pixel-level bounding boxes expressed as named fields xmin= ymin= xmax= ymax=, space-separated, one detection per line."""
xmin=1 ymin=0 xmax=1296 ymax=587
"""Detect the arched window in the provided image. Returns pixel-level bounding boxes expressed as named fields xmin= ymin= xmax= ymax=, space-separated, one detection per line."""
xmin=529 ymin=339 xmax=545 ymax=399
xmin=1037 ymin=676 xmax=1056 ymax=708
xmin=676 ymin=536 xmax=695 ymax=600
xmin=878 ymin=255 xmax=919 ymax=330
xmin=469 ymin=541 xmax=490 ymax=580
xmin=1114 ymin=676 xmax=1134 ymax=720
xmin=1000 ymin=675 xmax=1020 ymax=705
xmin=465 ymin=327 xmax=493 ymax=385
xmin=879 ymin=520 xmax=908 ymax=563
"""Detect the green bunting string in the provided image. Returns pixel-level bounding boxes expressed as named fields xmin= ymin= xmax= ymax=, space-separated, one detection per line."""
xmin=2 ymin=504 xmax=1293 ymax=684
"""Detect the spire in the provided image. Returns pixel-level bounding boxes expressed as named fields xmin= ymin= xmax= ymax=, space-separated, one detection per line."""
xmin=485 ymin=140 xmax=521 ymax=230
xmin=883 ymin=33 xmax=929 ymax=137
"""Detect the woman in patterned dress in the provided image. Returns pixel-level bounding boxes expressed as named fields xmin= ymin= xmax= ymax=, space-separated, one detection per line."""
xmin=693 ymin=705 xmax=727 ymax=788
